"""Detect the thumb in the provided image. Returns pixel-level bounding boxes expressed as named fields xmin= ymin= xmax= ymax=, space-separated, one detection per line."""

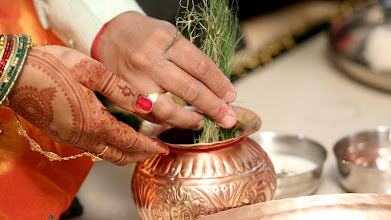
xmin=71 ymin=58 xmax=153 ymax=114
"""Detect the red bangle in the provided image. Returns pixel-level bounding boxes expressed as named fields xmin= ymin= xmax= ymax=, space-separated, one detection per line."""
xmin=91 ymin=22 xmax=110 ymax=61
xmin=0 ymin=35 xmax=14 ymax=76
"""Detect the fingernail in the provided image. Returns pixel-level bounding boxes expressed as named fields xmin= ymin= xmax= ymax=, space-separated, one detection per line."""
xmin=138 ymin=96 xmax=153 ymax=111
xmin=154 ymin=139 xmax=170 ymax=153
xmin=220 ymin=115 xmax=236 ymax=128
xmin=223 ymin=90 xmax=235 ymax=103
xmin=159 ymin=152 xmax=169 ymax=156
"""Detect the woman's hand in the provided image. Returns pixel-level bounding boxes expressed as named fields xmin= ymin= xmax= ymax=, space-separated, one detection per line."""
xmin=9 ymin=46 xmax=169 ymax=165
xmin=97 ymin=12 xmax=237 ymax=130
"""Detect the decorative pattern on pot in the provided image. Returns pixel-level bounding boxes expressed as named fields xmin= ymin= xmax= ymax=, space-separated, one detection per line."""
xmin=132 ymin=106 xmax=277 ymax=220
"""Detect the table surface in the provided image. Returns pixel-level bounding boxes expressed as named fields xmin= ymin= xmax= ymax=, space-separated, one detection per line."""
xmin=70 ymin=32 xmax=391 ymax=220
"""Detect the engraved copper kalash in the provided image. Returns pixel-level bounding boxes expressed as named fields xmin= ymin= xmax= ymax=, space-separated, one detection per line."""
xmin=132 ymin=106 xmax=277 ymax=220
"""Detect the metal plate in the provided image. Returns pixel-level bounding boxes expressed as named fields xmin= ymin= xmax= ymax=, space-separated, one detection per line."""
xmin=200 ymin=193 xmax=391 ymax=220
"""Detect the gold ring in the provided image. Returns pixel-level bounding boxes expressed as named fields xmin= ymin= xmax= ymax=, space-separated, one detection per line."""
xmin=88 ymin=145 xmax=109 ymax=162
xmin=147 ymin=91 xmax=165 ymax=103
xmin=97 ymin=145 xmax=109 ymax=157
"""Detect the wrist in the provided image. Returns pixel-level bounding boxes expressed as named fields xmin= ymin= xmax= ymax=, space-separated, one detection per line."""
xmin=91 ymin=22 xmax=110 ymax=62
xmin=93 ymin=11 xmax=145 ymax=64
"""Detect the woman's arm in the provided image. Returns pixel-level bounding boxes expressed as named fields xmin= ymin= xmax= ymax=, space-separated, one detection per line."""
xmin=9 ymin=45 xmax=169 ymax=165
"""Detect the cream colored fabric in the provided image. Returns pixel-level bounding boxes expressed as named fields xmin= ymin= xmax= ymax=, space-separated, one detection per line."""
xmin=32 ymin=0 xmax=145 ymax=55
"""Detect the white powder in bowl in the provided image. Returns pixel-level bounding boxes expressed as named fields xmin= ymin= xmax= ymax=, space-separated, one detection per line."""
xmin=268 ymin=154 xmax=318 ymax=177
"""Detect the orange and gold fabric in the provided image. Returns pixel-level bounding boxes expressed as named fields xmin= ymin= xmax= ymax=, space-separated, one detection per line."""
xmin=0 ymin=0 xmax=93 ymax=219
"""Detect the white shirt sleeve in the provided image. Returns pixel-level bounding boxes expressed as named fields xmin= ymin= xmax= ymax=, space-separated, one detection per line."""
xmin=32 ymin=0 xmax=145 ymax=56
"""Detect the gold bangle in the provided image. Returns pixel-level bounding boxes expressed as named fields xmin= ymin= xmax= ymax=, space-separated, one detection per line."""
xmin=0 ymin=34 xmax=32 ymax=106
xmin=1 ymin=33 xmax=103 ymax=162
xmin=0 ymin=34 xmax=11 ymax=108
xmin=0 ymin=35 xmax=21 ymax=106
xmin=0 ymin=35 xmax=18 ymax=85
xmin=0 ymin=34 xmax=7 ymax=62
xmin=0 ymin=97 xmax=10 ymax=109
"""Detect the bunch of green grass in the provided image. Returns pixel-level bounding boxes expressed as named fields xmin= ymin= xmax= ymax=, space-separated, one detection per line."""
xmin=174 ymin=0 xmax=242 ymax=143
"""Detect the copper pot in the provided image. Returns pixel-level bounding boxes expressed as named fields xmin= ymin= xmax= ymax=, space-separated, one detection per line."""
xmin=132 ymin=106 xmax=277 ymax=220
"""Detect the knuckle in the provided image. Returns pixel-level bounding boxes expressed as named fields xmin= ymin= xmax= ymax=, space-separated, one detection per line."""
xmin=127 ymin=48 xmax=163 ymax=72
xmin=207 ymin=104 xmax=222 ymax=118
xmin=156 ymin=103 xmax=176 ymax=122
xmin=184 ymin=117 xmax=200 ymax=129
xmin=180 ymin=81 xmax=202 ymax=102
xmin=194 ymin=58 xmax=211 ymax=78
xmin=113 ymin=152 xmax=129 ymax=166
xmin=123 ymin=136 xmax=141 ymax=151
xmin=151 ymin=24 xmax=177 ymax=42
xmin=128 ymin=50 xmax=149 ymax=69
xmin=213 ymin=78 xmax=227 ymax=92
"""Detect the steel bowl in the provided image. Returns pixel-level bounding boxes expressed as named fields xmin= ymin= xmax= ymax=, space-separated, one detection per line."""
xmin=250 ymin=132 xmax=327 ymax=199
xmin=333 ymin=126 xmax=391 ymax=194
xmin=328 ymin=3 xmax=391 ymax=93
xmin=200 ymin=193 xmax=391 ymax=220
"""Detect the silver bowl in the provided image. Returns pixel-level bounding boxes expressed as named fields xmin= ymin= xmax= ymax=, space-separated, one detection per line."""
xmin=251 ymin=132 xmax=327 ymax=199
xmin=334 ymin=126 xmax=391 ymax=194
xmin=328 ymin=2 xmax=391 ymax=92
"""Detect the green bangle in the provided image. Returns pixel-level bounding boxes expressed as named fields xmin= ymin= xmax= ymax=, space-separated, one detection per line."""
xmin=0 ymin=34 xmax=31 ymax=105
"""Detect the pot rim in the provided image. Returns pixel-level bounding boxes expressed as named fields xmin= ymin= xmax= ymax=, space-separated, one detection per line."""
xmin=139 ymin=106 xmax=262 ymax=150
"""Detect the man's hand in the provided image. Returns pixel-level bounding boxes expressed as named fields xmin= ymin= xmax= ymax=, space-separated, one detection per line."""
xmin=97 ymin=12 xmax=237 ymax=130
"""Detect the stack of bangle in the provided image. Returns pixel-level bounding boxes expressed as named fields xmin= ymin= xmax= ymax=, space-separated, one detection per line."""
xmin=0 ymin=34 xmax=105 ymax=162
xmin=0 ymin=33 xmax=34 ymax=108
xmin=0 ymin=34 xmax=104 ymax=162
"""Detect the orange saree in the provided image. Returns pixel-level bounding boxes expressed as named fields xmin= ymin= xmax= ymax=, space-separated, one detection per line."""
xmin=0 ymin=0 xmax=93 ymax=219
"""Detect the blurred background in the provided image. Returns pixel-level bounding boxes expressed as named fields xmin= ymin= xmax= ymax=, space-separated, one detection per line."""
xmin=69 ymin=0 xmax=391 ymax=219
xmin=137 ymin=0 xmax=358 ymax=78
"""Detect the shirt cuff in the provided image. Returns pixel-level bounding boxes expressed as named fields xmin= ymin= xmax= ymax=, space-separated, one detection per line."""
xmin=33 ymin=0 xmax=145 ymax=56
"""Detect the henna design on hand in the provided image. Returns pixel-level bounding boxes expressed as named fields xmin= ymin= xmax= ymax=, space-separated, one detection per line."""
xmin=10 ymin=86 xmax=57 ymax=129
xmin=10 ymin=48 xmax=153 ymax=156
xmin=117 ymin=85 xmax=137 ymax=97
xmin=70 ymin=58 xmax=115 ymax=95
xmin=18 ymin=50 xmax=86 ymax=145
xmin=70 ymin=58 xmax=142 ymax=113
